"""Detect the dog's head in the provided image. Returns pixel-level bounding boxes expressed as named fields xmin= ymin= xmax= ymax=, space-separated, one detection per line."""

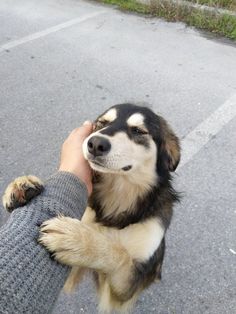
xmin=83 ymin=103 xmax=180 ymax=182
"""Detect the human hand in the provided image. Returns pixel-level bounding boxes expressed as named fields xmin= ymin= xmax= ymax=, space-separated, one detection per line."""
xmin=59 ymin=121 xmax=93 ymax=196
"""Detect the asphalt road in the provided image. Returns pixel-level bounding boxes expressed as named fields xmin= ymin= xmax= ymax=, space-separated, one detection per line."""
xmin=0 ymin=0 xmax=236 ymax=313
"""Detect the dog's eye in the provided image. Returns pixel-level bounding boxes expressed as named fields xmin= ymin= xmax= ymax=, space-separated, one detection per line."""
xmin=95 ymin=120 xmax=108 ymax=130
xmin=130 ymin=127 xmax=148 ymax=135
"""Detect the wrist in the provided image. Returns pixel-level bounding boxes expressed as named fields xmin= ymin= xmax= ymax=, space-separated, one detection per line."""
xmin=58 ymin=167 xmax=92 ymax=196
xmin=58 ymin=166 xmax=79 ymax=178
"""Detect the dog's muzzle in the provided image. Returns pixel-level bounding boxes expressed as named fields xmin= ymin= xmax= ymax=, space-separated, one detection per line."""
xmin=85 ymin=135 xmax=132 ymax=172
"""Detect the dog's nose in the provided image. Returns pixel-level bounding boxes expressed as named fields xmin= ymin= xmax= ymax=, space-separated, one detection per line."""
xmin=87 ymin=136 xmax=111 ymax=157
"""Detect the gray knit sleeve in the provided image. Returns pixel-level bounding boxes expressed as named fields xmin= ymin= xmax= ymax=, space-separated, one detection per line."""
xmin=0 ymin=171 xmax=88 ymax=314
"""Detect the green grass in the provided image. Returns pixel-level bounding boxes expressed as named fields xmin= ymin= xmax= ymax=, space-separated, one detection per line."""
xmin=102 ymin=0 xmax=150 ymax=13
xmin=100 ymin=0 xmax=236 ymax=40
xmin=185 ymin=0 xmax=236 ymax=11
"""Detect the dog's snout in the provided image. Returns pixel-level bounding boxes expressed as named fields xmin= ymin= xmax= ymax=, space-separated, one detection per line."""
xmin=87 ymin=136 xmax=111 ymax=157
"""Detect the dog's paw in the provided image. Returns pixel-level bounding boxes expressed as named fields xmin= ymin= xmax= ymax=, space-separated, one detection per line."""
xmin=2 ymin=175 xmax=43 ymax=212
xmin=39 ymin=216 xmax=83 ymax=266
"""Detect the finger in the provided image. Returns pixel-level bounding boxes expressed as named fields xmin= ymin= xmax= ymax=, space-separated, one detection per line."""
xmin=83 ymin=120 xmax=92 ymax=126
xmin=78 ymin=121 xmax=93 ymax=137
xmin=70 ymin=121 xmax=93 ymax=137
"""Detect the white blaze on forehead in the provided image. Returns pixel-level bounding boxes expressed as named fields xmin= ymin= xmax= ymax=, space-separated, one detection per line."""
xmin=127 ymin=113 xmax=145 ymax=127
xmin=101 ymin=108 xmax=117 ymax=122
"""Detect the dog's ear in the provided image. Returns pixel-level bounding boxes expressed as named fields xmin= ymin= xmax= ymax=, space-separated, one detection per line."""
xmin=159 ymin=117 xmax=180 ymax=172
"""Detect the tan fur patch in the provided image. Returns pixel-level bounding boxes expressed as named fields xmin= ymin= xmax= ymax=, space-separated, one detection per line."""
xmin=64 ymin=267 xmax=86 ymax=292
xmin=2 ymin=175 xmax=43 ymax=211
xmin=161 ymin=118 xmax=181 ymax=171
xmin=127 ymin=113 xmax=144 ymax=127
xmin=100 ymin=108 xmax=117 ymax=123
xmin=93 ymin=167 xmax=156 ymax=218
xmin=82 ymin=208 xmax=164 ymax=261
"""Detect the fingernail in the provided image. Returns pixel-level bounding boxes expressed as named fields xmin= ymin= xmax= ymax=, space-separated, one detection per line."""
xmin=83 ymin=120 xmax=91 ymax=126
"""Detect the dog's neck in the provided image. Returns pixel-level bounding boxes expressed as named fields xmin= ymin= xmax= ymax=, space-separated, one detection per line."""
xmin=91 ymin=163 xmax=157 ymax=220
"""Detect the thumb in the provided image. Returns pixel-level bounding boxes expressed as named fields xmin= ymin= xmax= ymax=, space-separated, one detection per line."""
xmin=75 ymin=121 xmax=93 ymax=139
xmin=82 ymin=120 xmax=93 ymax=136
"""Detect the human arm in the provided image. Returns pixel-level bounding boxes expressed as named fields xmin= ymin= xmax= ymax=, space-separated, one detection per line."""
xmin=0 ymin=123 xmax=93 ymax=314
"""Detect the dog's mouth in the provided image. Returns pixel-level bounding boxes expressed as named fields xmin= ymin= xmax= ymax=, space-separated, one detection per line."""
xmin=89 ymin=159 xmax=105 ymax=168
xmin=88 ymin=158 xmax=132 ymax=173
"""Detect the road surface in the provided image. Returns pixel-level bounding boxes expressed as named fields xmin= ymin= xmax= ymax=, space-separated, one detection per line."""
xmin=0 ymin=0 xmax=235 ymax=313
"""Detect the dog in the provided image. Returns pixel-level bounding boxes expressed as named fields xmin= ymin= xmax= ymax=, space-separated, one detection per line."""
xmin=2 ymin=103 xmax=180 ymax=313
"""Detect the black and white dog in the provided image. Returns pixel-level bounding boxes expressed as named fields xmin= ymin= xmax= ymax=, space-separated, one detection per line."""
xmin=3 ymin=103 xmax=180 ymax=313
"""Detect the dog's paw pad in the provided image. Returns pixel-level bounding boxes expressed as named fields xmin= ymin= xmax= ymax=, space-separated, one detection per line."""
xmin=2 ymin=175 xmax=43 ymax=212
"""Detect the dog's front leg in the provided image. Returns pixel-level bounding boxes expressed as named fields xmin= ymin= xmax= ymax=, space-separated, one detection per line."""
xmin=39 ymin=216 xmax=131 ymax=274
xmin=2 ymin=176 xmax=43 ymax=212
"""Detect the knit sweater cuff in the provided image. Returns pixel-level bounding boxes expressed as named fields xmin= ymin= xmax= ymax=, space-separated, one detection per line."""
xmin=29 ymin=171 xmax=88 ymax=219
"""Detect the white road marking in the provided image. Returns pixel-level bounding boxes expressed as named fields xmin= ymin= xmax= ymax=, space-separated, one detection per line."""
xmin=0 ymin=11 xmax=107 ymax=53
xmin=229 ymin=249 xmax=236 ymax=255
xmin=178 ymin=93 xmax=236 ymax=170
xmin=0 ymin=10 xmax=235 ymax=171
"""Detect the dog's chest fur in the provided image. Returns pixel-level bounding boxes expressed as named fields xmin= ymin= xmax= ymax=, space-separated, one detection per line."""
xmin=88 ymin=165 xmax=160 ymax=228
xmin=93 ymin=174 xmax=146 ymax=217
xmin=81 ymin=172 xmax=166 ymax=263
xmin=82 ymin=206 xmax=164 ymax=263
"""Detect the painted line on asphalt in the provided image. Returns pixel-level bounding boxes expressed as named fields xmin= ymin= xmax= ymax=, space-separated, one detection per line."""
xmin=178 ymin=93 xmax=236 ymax=170
xmin=0 ymin=11 xmax=107 ymax=53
